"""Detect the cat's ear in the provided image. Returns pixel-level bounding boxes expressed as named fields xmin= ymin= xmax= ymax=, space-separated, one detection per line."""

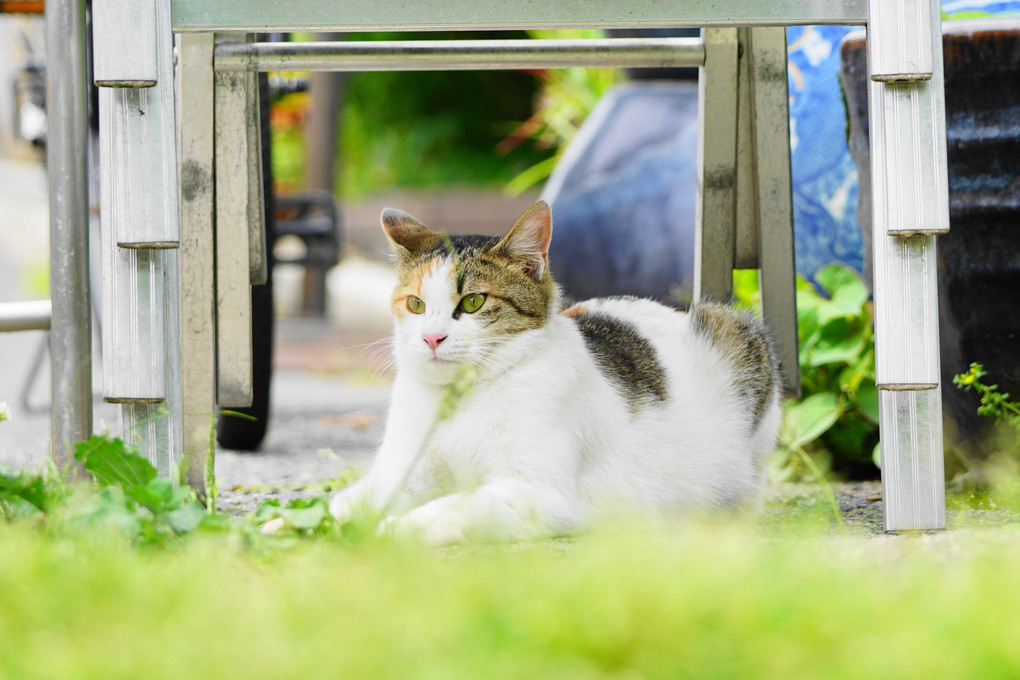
xmin=380 ymin=208 xmax=441 ymax=257
xmin=490 ymin=200 xmax=553 ymax=280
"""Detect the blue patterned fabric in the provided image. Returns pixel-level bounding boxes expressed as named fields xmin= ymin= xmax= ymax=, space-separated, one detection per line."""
xmin=786 ymin=25 xmax=863 ymax=278
xmin=943 ymin=0 xmax=1020 ymax=14
xmin=788 ymin=2 xmax=1020 ymax=279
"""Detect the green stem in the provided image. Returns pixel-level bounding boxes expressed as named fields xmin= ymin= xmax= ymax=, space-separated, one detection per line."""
xmin=206 ymin=415 xmax=217 ymax=514
xmin=792 ymin=446 xmax=847 ymax=535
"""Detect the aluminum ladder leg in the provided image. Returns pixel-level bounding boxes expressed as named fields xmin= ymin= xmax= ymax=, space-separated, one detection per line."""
xmin=867 ymin=0 xmax=949 ymax=531
xmin=94 ymin=0 xmax=182 ymax=477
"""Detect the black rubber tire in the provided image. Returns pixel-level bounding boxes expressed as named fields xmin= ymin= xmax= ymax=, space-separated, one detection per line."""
xmin=216 ymin=72 xmax=275 ymax=451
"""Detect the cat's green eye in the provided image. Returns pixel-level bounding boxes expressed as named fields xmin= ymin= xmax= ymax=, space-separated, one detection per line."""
xmin=407 ymin=296 xmax=425 ymax=314
xmin=459 ymin=293 xmax=487 ymax=314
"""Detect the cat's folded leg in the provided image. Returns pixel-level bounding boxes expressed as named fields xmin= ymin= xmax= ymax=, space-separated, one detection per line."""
xmin=330 ymin=394 xmax=437 ymax=524
xmin=329 ymin=468 xmax=426 ymax=525
xmin=379 ymin=480 xmax=579 ymax=547
xmin=329 ymin=446 xmax=444 ymax=525
xmin=328 ymin=478 xmax=377 ymax=525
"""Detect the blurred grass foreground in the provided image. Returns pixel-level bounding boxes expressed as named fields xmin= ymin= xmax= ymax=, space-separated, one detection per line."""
xmin=3 ymin=523 xmax=1020 ymax=678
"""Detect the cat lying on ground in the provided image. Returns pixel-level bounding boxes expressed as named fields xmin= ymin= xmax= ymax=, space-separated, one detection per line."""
xmin=330 ymin=201 xmax=782 ymax=545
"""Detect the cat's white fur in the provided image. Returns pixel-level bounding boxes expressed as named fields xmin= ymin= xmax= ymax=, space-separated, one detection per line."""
xmin=330 ymin=213 xmax=781 ymax=546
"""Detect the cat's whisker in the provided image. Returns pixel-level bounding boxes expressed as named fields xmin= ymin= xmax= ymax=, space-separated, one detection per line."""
xmin=340 ymin=338 xmax=398 ymax=387
xmin=330 ymin=338 xmax=391 ymax=354
xmin=362 ymin=344 xmax=394 ymax=366
xmin=361 ymin=359 xmax=398 ymax=387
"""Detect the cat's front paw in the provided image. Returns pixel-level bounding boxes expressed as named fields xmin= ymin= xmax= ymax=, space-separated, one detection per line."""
xmin=328 ymin=481 xmax=373 ymax=525
xmin=378 ymin=508 xmax=467 ymax=547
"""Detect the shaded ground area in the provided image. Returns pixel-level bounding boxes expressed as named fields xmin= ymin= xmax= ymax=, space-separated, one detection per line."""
xmin=764 ymin=481 xmax=885 ymax=535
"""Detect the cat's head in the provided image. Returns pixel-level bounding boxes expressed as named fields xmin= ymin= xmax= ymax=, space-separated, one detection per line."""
xmin=382 ymin=201 xmax=557 ymax=383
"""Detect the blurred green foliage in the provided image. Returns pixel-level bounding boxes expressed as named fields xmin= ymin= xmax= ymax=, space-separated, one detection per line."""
xmin=270 ymin=31 xmax=622 ymax=198
xmin=270 ymin=32 xmax=563 ymax=198
xmin=4 ymin=508 xmax=1020 ymax=678
xmin=503 ymin=30 xmax=623 ymax=194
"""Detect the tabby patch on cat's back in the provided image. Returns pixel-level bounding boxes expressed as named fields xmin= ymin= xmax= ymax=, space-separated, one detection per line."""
xmin=329 ymin=200 xmax=783 ymax=546
xmin=563 ymin=304 xmax=668 ymax=414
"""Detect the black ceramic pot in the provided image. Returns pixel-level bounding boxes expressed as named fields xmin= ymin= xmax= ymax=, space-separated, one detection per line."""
xmin=841 ymin=19 xmax=1020 ymax=454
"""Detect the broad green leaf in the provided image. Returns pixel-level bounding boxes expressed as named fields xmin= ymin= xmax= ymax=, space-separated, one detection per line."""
xmin=280 ymin=500 xmax=329 ymax=531
xmin=166 ymin=501 xmax=208 ymax=534
xmin=815 ymin=264 xmax=867 ymax=301
xmin=783 ymin=392 xmax=841 ymax=449
xmin=129 ymin=478 xmax=176 ymax=515
xmin=75 ymin=435 xmax=156 ymax=491
xmin=254 ymin=497 xmax=331 ymax=532
xmin=795 ymin=280 xmax=826 ymax=320
xmin=815 ymin=265 xmax=869 ymax=324
xmin=0 ymin=470 xmax=51 ymax=514
xmin=807 ymin=319 xmax=865 ymax=367
xmin=766 ymin=448 xmax=795 ymax=483
xmin=253 ymin=499 xmax=282 ymax=524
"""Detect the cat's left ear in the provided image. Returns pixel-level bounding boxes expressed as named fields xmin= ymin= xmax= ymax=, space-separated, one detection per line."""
xmin=380 ymin=208 xmax=441 ymax=257
xmin=490 ymin=200 xmax=552 ymax=280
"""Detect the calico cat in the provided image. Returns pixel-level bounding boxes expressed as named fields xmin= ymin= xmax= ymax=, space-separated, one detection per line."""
xmin=329 ymin=201 xmax=782 ymax=545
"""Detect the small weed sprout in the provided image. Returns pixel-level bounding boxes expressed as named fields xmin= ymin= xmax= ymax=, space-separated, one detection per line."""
xmin=950 ymin=363 xmax=1020 ymax=517
xmin=954 ymin=363 xmax=1020 ymax=445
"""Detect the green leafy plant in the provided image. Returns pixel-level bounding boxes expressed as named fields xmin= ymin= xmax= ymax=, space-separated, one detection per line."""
xmin=0 ymin=424 xmax=352 ymax=546
xmin=737 ymin=264 xmax=880 ymax=482
xmin=0 ymin=462 xmax=59 ymax=521
xmin=70 ymin=434 xmax=223 ymax=544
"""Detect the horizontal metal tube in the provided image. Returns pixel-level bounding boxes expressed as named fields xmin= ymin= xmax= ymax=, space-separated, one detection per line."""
xmin=0 ymin=300 xmax=52 ymax=332
xmin=173 ymin=0 xmax=868 ymax=33
xmin=215 ymin=38 xmax=705 ymax=72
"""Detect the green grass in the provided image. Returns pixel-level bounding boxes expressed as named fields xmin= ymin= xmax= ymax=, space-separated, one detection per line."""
xmin=3 ymin=521 xmax=1020 ymax=679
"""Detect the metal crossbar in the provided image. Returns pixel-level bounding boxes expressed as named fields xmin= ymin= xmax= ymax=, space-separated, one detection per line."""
xmin=214 ymin=37 xmax=706 ymax=72
xmin=170 ymin=0 xmax=868 ymax=32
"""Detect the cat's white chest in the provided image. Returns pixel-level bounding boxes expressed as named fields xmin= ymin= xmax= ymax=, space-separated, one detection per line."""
xmin=416 ymin=344 xmax=586 ymax=492
xmin=424 ymin=384 xmax=522 ymax=488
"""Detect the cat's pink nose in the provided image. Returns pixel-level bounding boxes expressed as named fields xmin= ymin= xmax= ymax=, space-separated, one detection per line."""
xmin=422 ymin=333 xmax=447 ymax=351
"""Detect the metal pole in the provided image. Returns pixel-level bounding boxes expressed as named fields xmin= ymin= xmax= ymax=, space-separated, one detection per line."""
xmin=302 ymin=32 xmax=345 ymax=315
xmin=46 ymin=0 xmax=92 ymax=475
xmin=214 ymin=37 xmax=706 ymax=72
